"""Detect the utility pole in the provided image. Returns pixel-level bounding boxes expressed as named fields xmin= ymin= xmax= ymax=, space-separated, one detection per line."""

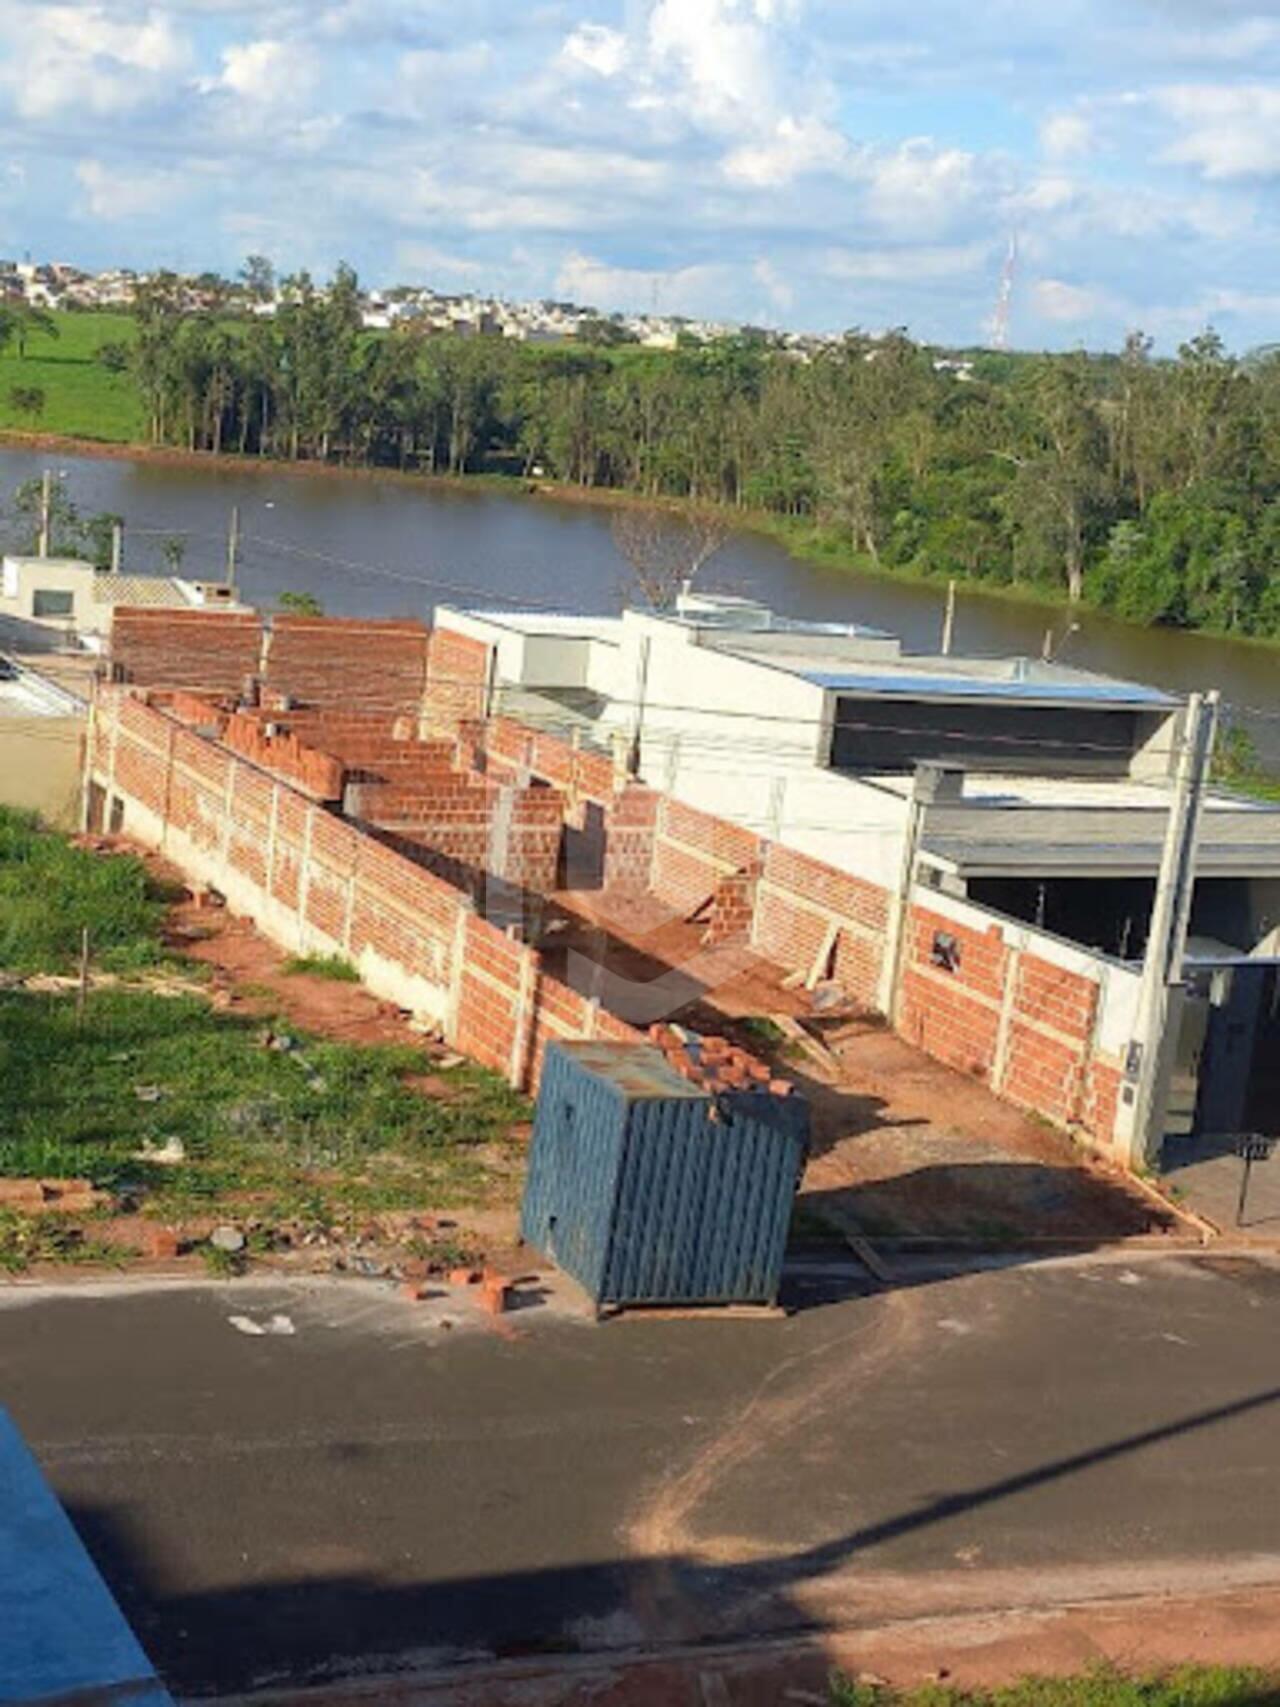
xmin=941 ymin=580 xmax=957 ymax=656
xmin=1119 ymin=690 xmax=1220 ymax=1170
xmin=225 ymin=504 xmax=240 ymax=595
xmin=37 ymin=469 xmax=52 ymax=558
xmin=110 ymin=522 xmax=123 ymax=576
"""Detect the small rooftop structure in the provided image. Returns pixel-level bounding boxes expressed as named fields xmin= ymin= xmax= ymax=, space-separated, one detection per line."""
xmin=0 ymin=554 xmax=247 ymax=644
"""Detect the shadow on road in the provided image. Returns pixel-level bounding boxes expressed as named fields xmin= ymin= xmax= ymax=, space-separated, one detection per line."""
xmin=66 ymin=1381 xmax=1280 ymax=1696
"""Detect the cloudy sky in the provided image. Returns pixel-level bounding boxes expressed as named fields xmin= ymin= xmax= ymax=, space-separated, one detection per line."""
xmin=1 ymin=0 xmax=1278 ymax=350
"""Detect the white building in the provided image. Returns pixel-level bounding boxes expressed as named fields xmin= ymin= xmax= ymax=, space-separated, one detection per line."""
xmin=436 ymin=592 xmax=1280 ymax=954
xmin=0 ymin=556 xmax=246 ymax=647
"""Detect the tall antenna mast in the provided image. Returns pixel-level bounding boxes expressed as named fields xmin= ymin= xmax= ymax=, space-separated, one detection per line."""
xmin=990 ymin=234 xmax=1017 ymax=351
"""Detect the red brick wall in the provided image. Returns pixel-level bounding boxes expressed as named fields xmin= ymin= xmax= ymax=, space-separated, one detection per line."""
xmin=602 ymin=786 xmax=659 ymax=896
xmin=898 ymin=901 xmax=1121 ymax=1145
xmin=350 ymin=774 xmax=565 ymax=895
xmin=422 ymin=628 xmax=491 ymax=734
xmin=112 ymin=609 xmax=262 ymax=695
xmin=481 ymin=717 xmax=618 ymax=804
xmin=753 ymin=842 xmax=890 ymax=1007
xmin=267 ymin=617 xmax=430 ymax=715
xmin=898 ymin=904 xmax=1009 ymax=1078
xmin=1000 ymin=953 xmax=1101 ymax=1127
xmin=222 ymin=712 xmax=346 ymax=801
xmin=88 ymin=688 xmax=640 ymax=1090
xmin=650 ymin=797 xmax=764 ymax=916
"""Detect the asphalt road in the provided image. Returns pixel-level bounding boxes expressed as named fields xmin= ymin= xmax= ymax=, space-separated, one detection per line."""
xmin=4 ymin=1250 xmax=1280 ymax=1697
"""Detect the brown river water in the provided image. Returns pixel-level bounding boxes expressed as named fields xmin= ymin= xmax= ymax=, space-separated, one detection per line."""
xmin=3 ymin=445 xmax=1279 ymax=763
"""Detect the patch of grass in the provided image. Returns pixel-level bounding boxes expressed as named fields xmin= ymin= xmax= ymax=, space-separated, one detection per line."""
xmin=0 ymin=1209 xmax=133 ymax=1273
xmin=0 ymin=310 xmax=142 ymax=443
xmin=282 ymin=953 xmax=361 ymax=983
xmin=0 ymin=311 xmax=143 ymax=443
xmin=738 ymin=1016 xmax=789 ymax=1051
xmin=0 ymin=808 xmax=166 ymax=974
xmin=199 ymin=1241 xmax=245 ymax=1279
xmin=830 ymin=1667 xmax=1280 ymax=1707
xmin=0 ymin=987 xmax=529 ymax=1243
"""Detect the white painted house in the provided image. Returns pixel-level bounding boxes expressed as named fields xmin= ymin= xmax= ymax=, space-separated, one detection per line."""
xmin=0 ymin=556 xmax=246 ymax=646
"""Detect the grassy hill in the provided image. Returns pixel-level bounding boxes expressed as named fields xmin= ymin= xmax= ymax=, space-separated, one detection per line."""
xmin=0 ymin=311 xmax=143 ymax=443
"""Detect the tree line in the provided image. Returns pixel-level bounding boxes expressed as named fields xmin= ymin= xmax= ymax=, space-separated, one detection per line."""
xmin=112 ymin=264 xmax=1280 ymax=638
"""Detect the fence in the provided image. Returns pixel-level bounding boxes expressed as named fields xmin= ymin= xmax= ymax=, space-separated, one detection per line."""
xmin=86 ymin=687 xmax=639 ymax=1090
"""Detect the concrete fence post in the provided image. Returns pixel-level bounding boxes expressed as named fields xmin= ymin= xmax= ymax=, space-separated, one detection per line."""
xmin=509 ymin=946 xmax=539 ymax=1090
xmin=79 ymin=675 xmax=100 ymax=834
xmin=445 ymin=903 xmax=470 ymax=1048
xmin=297 ymin=801 xmax=316 ymax=954
xmin=265 ymin=782 xmax=280 ymax=905
xmin=991 ymin=933 xmax=1021 ymax=1095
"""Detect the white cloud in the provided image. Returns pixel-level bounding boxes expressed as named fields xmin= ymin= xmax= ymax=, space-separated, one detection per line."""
xmin=646 ymin=0 xmax=792 ymax=128
xmin=822 ymin=240 xmax=994 ymax=282
xmin=1031 ymin=277 xmax=1112 ymax=323
xmin=722 ymin=116 xmax=846 ymax=186
xmin=560 ymin=23 xmax=628 ymax=78
xmin=0 ymin=3 xmax=190 ymax=118
xmin=753 ymin=256 xmax=793 ymax=311
xmin=555 ymin=250 xmax=734 ymax=317
xmin=75 ymin=158 xmax=182 ymax=221
xmin=395 ymin=240 xmax=490 ymax=282
xmin=1156 ymin=83 xmax=1280 ymax=179
xmin=1040 ymin=111 xmax=1092 ymax=160
xmin=207 ymin=38 xmax=299 ymax=102
xmin=861 ymin=140 xmax=986 ymax=236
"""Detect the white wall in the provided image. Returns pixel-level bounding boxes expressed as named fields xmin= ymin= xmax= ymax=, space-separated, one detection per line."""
xmin=0 ymin=557 xmax=98 ymax=631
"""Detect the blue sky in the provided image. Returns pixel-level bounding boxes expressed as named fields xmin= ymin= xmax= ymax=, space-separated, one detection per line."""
xmin=1 ymin=0 xmax=1279 ymax=350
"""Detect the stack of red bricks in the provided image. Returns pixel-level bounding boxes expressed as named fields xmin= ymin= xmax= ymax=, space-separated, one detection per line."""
xmin=647 ymin=1024 xmax=792 ymax=1098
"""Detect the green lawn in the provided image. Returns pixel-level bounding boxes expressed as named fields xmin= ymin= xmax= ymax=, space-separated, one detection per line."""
xmin=0 ymin=807 xmax=527 ymax=1262
xmin=0 ymin=807 xmax=168 ymax=973
xmin=0 ymin=310 xmax=142 ymax=442
xmin=0 ymin=988 xmax=525 ymax=1233
xmin=831 ymin=1669 xmax=1280 ymax=1707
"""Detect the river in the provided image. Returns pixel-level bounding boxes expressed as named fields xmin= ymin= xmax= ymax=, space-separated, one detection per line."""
xmin=4 ymin=445 xmax=1279 ymax=762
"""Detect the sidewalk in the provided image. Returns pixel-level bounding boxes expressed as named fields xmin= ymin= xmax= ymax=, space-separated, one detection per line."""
xmin=1163 ymin=1134 xmax=1280 ymax=1236
xmin=219 ymin=1578 xmax=1280 ymax=1706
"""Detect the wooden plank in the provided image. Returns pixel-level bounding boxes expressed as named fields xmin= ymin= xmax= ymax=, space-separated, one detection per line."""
xmin=602 ymin=1302 xmax=788 ymax=1322
xmin=769 ymin=1011 xmax=838 ymax=1077
xmin=844 ymin=1231 xmax=895 ymax=1285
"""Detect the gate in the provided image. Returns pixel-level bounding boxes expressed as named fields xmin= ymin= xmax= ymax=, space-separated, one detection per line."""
xmin=1185 ymin=960 xmax=1280 ymax=1139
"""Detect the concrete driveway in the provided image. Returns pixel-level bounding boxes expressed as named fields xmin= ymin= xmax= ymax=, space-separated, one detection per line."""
xmin=3 ymin=1252 xmax=1280 ymax=1697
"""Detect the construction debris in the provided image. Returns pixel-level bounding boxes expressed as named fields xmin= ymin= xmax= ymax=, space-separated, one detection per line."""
xmin=646 ymin=1022 xmax=792 ymax=1097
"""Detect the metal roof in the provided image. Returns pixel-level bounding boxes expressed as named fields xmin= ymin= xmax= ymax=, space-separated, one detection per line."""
xmin=923 ymin=802 xmax=1280 ymax=879
xmin=806 ymin=669 xmax=1177 ymax=708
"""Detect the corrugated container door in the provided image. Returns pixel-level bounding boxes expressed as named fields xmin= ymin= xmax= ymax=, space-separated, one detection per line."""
xmin=520 ymin=1045 xmax=628 ymax=1303
xmin=602 ymin=1099 xmax=804 ymax=1307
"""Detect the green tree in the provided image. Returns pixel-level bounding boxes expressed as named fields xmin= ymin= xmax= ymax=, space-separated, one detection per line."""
xmin=278 ymin=590 xmax=324 ymax=616
xmin=8 ymin=385 xmax=45 ymax=426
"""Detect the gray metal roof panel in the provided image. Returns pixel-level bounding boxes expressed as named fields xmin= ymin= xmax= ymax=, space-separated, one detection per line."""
xmin=806 ymin=671 xmax=1178 ymax=707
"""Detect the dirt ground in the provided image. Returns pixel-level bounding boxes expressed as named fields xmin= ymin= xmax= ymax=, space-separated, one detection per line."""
xmin=549 ymin=886 xmax=1184 ymax=1249
xmin=36 ymin=851 xmax=1183 ymax=1266
xmin=797 ymin=1019 xmax=1181 ymax=1246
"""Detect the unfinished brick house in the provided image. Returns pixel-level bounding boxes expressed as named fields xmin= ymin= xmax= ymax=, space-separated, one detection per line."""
xmin=85 ymin=602 xmax=1280 ymax=1170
